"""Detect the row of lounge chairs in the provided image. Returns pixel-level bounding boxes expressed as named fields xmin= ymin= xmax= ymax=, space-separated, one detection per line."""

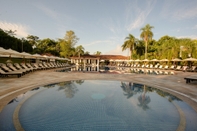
xmin=116 ymin=64 xmax=197 ymax=72
xmin=0 ymin=62 xmax=69 ymax=78
xmin=113 ymin=64 xmax=197 ymax=75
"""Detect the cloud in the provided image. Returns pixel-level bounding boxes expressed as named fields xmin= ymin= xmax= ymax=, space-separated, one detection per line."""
xmin=176 ymin=35 xmax=197 ymax=39
xmin=161 ymin=1 xmax=197 ymax=20
xmin=193 ymin=25 xmax=197 ymax=29
xmin=105 ymin=45 xmax=127 ymax=56
xmin=0 ymin=21 xmax=30 ymax=37
xmin=83 ymin=40 xmax=113 ymax=47
xmin=126 ymin=0 xmax=156 ymax=31
xmin=35 ymin=4 xmax=58 ymax=20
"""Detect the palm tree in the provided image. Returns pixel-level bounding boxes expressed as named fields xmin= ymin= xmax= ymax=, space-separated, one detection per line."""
xmin=95 ymin=51 xmax=101 ymax=55
xmin=122 ymin=34 xmax=137 ymax=59
xmin=75 ymin=45 xmax=84 ymax=58
xmin=140 ymin=24 xmax=154 ymax=59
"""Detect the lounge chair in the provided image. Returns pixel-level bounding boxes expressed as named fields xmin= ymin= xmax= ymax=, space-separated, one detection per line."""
xmin=141 ymin=64 xmax=145 ymax=68
xmin=133 ymin=64 xmax=137 ymax=68
xmin=0 ymin=63 xmax=25 ymax=74
xmin=163 ymin=65 xmax=169 ymax=70
xmin=149 ymin=64 xmax=153 ymax=69
xmin=169 ymin=65 xmax=175 ymax=70
xmin=153 ymin=64 xmax=159 ymax=69
xmin=42 ymin=62 xmax=52 ymax=69
xmin=31 ymin=63 xmax=44 ymax=70
xmin=0 ymin=68 xmax=23 ymax=78
xmin=175 ymin=66 xmax=182 ymax=71
xmin=14 ymin=63 xmax=31 ymax=73
xmin=187 ymin=66 xmax=197 ymax=72
xmin=182 ymin=66 xmax=189 ymax=72
xmin=46 ymin=63 xmax=55 ymax=68
xmin=158 ymin=65 xmax=163 ymax=70
xmin=6 ymin=63 xmax=27 ymax=74
xmin=145 ymin=64 xmax=149 ymax=68
xmin=26 ymin=63 xmax=41 ymax=70
xmin=20 ymin=63 xmax=35 ymax=72
xmin=153 ymin=70 xmax=159 ymax=75
xmin=50 ymin=62 xmax=58 ymax=68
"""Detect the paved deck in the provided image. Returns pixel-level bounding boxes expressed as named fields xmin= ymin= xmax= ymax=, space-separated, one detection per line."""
xmin=0 ymin=68 xmax=197 ymax=113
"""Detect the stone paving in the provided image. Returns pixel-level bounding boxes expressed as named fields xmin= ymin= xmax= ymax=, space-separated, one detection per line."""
xmin=0 ymin=68 xmax=197 ymax=113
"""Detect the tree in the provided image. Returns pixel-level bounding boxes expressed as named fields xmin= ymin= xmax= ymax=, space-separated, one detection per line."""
xmin=64 ymin=30 xmax=79 ymax=47
xmin=122 ymin=34 xmax=137 ymax=59
xmin=75 ymin=45 xmax=84 ymax=58
xmin=0 ymin=28 xmax=32 ymax=53
xmin=59 ymin=30 xmax=79 ymax=58
xmin=95 ymin=51 xmax=101 ymax=55
xmin=35 ymin=38 xmax=59 ymax=56
xmin=135 ymin=40 xmax=145 ymax=59
xmin=26 ymin=35 xmax=39 ymax=48
xmin=59 ymin=39 xmax=71 ymax=57
xmin=84 ymin=51 xmax=90 ymax=55
xmin=140 ymin=24 xmax=154 ymax=59
xmin=5 ymin=30 xmax=17 ymax=37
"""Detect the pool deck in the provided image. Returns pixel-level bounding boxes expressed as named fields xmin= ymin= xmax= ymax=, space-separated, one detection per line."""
xmin=0 ymin=68 xmax=197 ymax=113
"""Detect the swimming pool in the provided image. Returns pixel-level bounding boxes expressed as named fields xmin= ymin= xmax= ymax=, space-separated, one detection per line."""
xmin=0 ymin=80 xmax=196 ymax=130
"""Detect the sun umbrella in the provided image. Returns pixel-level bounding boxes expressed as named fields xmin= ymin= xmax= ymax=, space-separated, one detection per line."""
xmin=150 ymin=59 xmax=159 ymax=61
xmin=0 ymin=48 xmax=21 ymax=58
xmin=6 ymin=48 xmax=21 ymax=56
xmin=171 ymin=58 xmax=182 ymax=61
xmin=183 ymin=58 xmax=197 ymax=61
xmin=128 ymin=59 xmax=134 ymax=62
xmin=134 ymin=59 xmax=141 ymax=62
xmin=160 ymin=59 xmax=169 ymax=62
xmin=32 ymin=54 xmax=45 ymax=59
xmin=0 ymin=47 xmax=10 ymax=55
xmin=183 ymin=58 xmax=197 ymax=67
xmin=142 ymin=59 xmax=149 ymax=62
xmin=20 ymin=52 xmax=33 ymax=58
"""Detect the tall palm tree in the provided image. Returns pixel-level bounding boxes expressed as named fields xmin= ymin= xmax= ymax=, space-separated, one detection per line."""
xmin=75 ymin=45 xmax=84 ymax=58
xmin=122 ymin=34 xmax=136 ymax=59
xmin=140 ymin=24 xmax=154 ymax=59
xmin=95 ymin=51 xmax=101 ymax=55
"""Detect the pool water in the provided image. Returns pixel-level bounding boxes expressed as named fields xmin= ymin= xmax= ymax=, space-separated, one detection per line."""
xmin=0 ymin=80 xmax=197 ymax=131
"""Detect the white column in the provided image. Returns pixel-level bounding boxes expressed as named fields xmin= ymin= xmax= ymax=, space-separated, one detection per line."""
xmin=83 ymin=59 xmax=86 ymax=67
xmin=97 ymin=59 xmax=100 ymax=66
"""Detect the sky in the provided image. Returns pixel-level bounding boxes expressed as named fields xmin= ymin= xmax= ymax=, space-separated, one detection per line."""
xmin=0 ymin=0 xmax=197 ymax=55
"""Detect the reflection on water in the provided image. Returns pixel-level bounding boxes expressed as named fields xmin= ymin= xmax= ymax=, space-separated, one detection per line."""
xmin=57 ymin=81 xmax=78 ymax=98
xmin=121 ymin=82 xmax=151 ymax=110
xmin=138 ymin=85 xmax=151 ymax=110
xmin=58 ymin=66 xmax=131 ymax=73
xmin=71 ymin=66 xmax=99 ymax=72
xmin=0 ymin=80 xmax=196 ymax=131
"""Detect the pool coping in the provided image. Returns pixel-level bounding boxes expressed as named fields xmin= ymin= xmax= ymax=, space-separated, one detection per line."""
xmin=0 ymin=68 xmax=197 ymax=130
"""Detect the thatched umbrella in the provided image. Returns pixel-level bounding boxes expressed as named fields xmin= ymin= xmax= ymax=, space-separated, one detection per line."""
xmin=183 ymin=58 xmax=197 ymax=67
xmin=150 ymin=59 xmax=159 ymax=65
xmin=0 ymin=47 xmax=10 ymax=55
xmin=160 ymin=59 xmax=169 ymax=62
xmin=183 ymin=58 xmax=197 ymax=61
xmin=150 ymin=59 xmax=159 ymax=62
xmin=171 ymin=58 xmax=182 ymax=62
xmin=142 ymin=59 xmax=149 ymax=62
xmin=160 ymin=59 xmax=169 ymax=65
xmin=171 ymin=58 xmax=182 ymax=66
xmin=134 ymin=59 xmax=141 ymax=62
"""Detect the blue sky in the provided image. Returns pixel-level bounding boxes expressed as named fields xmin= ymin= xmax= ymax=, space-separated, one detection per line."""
xmin=0 ymin=0 xmax=197 ymax=55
